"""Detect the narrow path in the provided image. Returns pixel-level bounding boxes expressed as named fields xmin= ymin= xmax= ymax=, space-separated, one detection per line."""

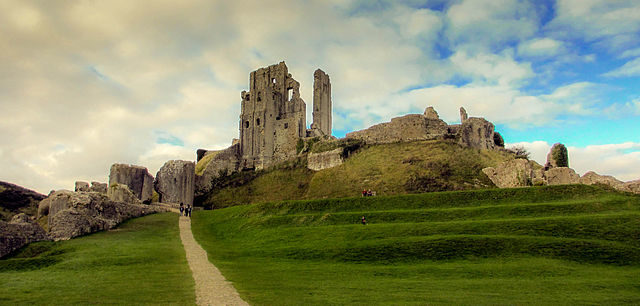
xmin=179 ymin=215 xmax=249 ymax=306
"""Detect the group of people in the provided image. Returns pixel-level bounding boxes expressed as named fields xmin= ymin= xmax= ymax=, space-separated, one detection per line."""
xmin=361 ymin=189 xmax=376 ymax=197
xmin=179 ymin=203 xmax=192 ymax=217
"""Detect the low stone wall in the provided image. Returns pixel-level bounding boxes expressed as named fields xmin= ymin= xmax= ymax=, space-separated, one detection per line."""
xmin=346 ymin=114 xmax=448 ymax=144
xmin=0 ymin=214 xmax=49 ymax=258
xmin=307 ymin=148 xmax=343 ymax=171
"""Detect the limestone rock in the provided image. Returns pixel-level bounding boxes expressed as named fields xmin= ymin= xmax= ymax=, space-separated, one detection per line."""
xmin=89 ymin=182 xmax=107 ymax=194
xmin=308 ymin=148 xmax=343 ymax=171
xmin=457 ymin=117 xmax=496 ymax=150
xmin=155 ymin=160 xmax=195 ymax=206
xmin=345 ymin=114 xmax=449 ymax=144
xmin=107 ymin=183 xmax=141 ymax=205
xmin=46 ymin=190 xmax=166 ymax=241
xmin=108 ymin=164 xmax=154 ymax=202
xmin=75 ymin=181 xmax=90 ymax=192
xmin=482 ymin=159 xmax=538 ymax=188
xmin=579 ymin=171 xmax=624 ymax=189
xmin=195 ymin=143 xmax=241 ymax=196
xmin=546 ymin=143 xmax=569 ymax=168
xmin=37 ymin=197 xmax=50 ymax=218
xmin=545 ymin=167 xmax=580 ymax=185
xmin=623 ymin=180 xmax=640 ymax=194
xmin=423 ymin=106 xmax=440 ymax=120
xmin=460 ymin=107 xmax=468 ymax=123
xmin=0 ymin=213 xmax=49 ymax=257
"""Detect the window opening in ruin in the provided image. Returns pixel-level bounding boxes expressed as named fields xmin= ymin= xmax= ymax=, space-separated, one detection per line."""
xmin=276 ymin=116 xmax=281 ymax=120
xmin=256 ymin=118 xmax=260 ymax=126
xmin=245 ymin=121 xmax=249 ymax=128
xmin=287 ymin=88 xmax=293 ymax=101
xmin=284 ymin=123 xmax=288 ymax=129
xmin=257 ymin=92 xmax=262 ymax=102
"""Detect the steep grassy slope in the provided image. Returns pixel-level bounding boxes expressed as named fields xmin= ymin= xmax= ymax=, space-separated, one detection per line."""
xmin=191 ymin=185 xmax=640 ymax=305
xmin=0 ymin=181 xmax=45 ymax=221
xmin=0 ymin=213 xmax=195 ymax=304
xmin=200 ymin=140 xmax=513 ymax=208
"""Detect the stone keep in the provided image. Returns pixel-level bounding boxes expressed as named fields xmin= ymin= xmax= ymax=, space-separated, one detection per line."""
xmin=239 ymin=62 xmax=307 ymax=170
xmin=312 ymin=69 xmax=332 ymax=136
xmin=155 ymin=160 xmax=195 ymax=206
xmin=108 ymin=164 xmax=154 ymax=202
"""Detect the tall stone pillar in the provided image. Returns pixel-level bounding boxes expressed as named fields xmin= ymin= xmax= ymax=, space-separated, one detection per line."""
xmin=312 ymin=69 xmax=332 ymax=136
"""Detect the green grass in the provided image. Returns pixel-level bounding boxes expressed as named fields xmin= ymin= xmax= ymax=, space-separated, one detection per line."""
xmin=0 ymin=213 xmax=195 ymax=305
xmin=191 ymin=185 xmax=640 ymax=305
xmin=201 ymin=140 xmax=513 ymax=208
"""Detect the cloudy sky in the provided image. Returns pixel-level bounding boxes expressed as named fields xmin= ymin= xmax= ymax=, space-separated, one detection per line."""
xmin=1 ymin=0 xmax=639 ymax=194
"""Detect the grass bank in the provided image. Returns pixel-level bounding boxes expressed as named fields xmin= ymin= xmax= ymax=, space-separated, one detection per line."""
xmin=0 ymin=213 xmax=195 ymax=305
xmin=192 ymin=185 xmax=640 ymax=305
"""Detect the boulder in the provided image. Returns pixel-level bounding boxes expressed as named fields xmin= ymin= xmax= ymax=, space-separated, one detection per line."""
xmin=46 ymin=190 xmax=167 ymax=240
xmin=107 ymin=183 xmax=141 ymax=204
xmin=423 ymin=106 xmax=440 ymax=120
xmin=108 ymin=164 xmax=154 ymax=202
xmin=37 ymin=197 xmax=50 ymax=218
xmin=0 ymin=213 xmax=49 ymax=258
xmin=457 ymin=117 xmax=496 ymax=150
xmin=75 ymin=181 xmax=90 ymax=192
xmin=308 ymin=148 xmax=344 ymax=171
xmin=155 ymin=160 xmax=195 ymax=206
xmin=545 ymin=167 xmax=580 ymax=185
xmin=579 ymin=171 xmax=624 ymax=189
xmin=546 ymin=143 xmax=569 ymax=168
xmin=89 ymin=182 xmax=108 ymax=194
xmin=482 ymin=159 xmax=539 ymax=188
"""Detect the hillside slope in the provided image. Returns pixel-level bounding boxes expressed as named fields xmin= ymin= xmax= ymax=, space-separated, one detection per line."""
xmin=0 ymin=181 xmax=45 ymax=221
xmin=199 ymin=140 xmax=514 ymax=208
xmin=191 ymin=185 xmax=640 ymax=305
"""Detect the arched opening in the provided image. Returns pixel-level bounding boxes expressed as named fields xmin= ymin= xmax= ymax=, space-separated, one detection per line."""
xmin=245 ymin=121 xmax=249 ymax=128
xmin=256 ymin=118 xmax=260 ymax=126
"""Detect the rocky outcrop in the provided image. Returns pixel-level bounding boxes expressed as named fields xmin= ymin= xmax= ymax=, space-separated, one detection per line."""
xmin=75 ymin=181 xmax=90 ymax=192
xmin=482 ymin=159 xmax=540 ymax=188
xmin=546 ymin=143 xmax=569 ymax=168
xmin=107 ymin=184 xmax=141 ymax=204
xmin=195 ymin=143 xmax=241 ymax=196
xmin=108 ymin=164 xmax=154 ymax=202
xmin=0 ymin=213 xmax=49 ymax=258
xmin=307 ymin=148 xmax=343 ymax=171
xmin=545 ymin=167 xmax=580 ymax=185
xmin=579 ymin=171 xmax=624 ymax=189
xmin=155 ymin=160 xmax=195 ymax=206
xmin=45 ymin=190 xmax=167 ymax=241
xmin=424 ymin=106 xmax=440 ymax=120
xmin=90 ymin=182 xmax=107 ymax=193
xmin=345 ymin=114 xmax=449 ymax=144
xmin=457 ymin=117 xmax=496 ymax=150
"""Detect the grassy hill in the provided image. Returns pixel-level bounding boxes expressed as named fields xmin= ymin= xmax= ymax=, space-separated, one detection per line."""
xmin=0 ymin=213 xmax=194 ymax=304
xmin=198 ymin=140 xmax=514 ymax=209
xmin=0 ymin=181 xmax=45 ymax=221
xmin=191 ymin=185 xmax=640 ymax=305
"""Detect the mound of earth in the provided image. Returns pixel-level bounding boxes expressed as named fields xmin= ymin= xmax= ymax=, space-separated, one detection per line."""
xmin=0 ymin=181 xmax=46 ymax=221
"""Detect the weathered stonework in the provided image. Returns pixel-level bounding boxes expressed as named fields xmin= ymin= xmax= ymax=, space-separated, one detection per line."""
xmin=75 ymin=181 xmax=90 ymax=192
xmin=90 ymin=182 xmax=108 ymax=194
xmin=545 ymin=167 xmax=580 ymax=185
xmin=482 ymin=159 xmax=540 ymax=188
xmin=195 ymin=143 xmax=241 ymax=196
xmin=424 ymin=106 xmax=439 ymax=120
xmin=155 ymin=160 xmax=195 ymax=206
xmin=0 ymin=213 xmax=49 ymax=258
xmin=546 ymin=143 xmax=569 ymax=168
xmin=456 ymin=117 xmax=496 ymax=150
xmin=107 ymin=183 xmax=141 ymax=205
xmin=312 ymin=69 xmax=332 ymax=136
xmin=307 ymin=148 xmax=343 ymax=171
xmin=345 ymin=114 xmax=449 ymax=144
xmin=108 ymin=164 xmax=154 ymax=202
xmin=579 ymin=171 xmax=624 ymax=189
xmin=460 ymin=107 xmax=468 ymax=123
xmin=239 ymin=62 xmax=307 ymax=170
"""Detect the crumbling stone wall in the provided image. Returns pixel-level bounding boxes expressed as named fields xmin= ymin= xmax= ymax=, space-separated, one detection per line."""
xmin=546 ymin=143 xmax=569 ymax=168
xmin=108 ymin=164 xmax=154 ymax=202
xmin=345 ymin=114 xmax=449 ymax=144
xmin=239 ymin=62 xmax=307 ymax=170
xmin=155 ymin=160 xmax=195 ymax=206
xmin=312 ymin=69 xmax=332 ymax=136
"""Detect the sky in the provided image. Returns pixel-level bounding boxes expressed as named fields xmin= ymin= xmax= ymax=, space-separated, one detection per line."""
xmin=1 ymin=0 xmax=639 ymax=194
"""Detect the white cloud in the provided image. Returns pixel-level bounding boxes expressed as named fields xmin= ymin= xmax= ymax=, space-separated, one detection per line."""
xmin=518 ymin=38 xmax=564 ymax=57
xmin=450 ymin=51 xmax=534 ymax=87
xmin=602 ymin=57 xmax=640 ymax=77
xmin=509 ymin=141 xmax=640 ymax=182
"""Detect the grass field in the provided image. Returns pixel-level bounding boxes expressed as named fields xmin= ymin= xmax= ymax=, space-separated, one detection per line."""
xmin=0 ymin=213 xmax=195 ymax=305
xmin=191 ymin=185 xmax=640 ymax=305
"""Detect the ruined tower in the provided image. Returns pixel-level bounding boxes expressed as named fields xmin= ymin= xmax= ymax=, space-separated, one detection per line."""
xmin=239 ymin=62 xmax=306 ymax=170
xmin=312 ymin=69 xmax=332 ymax=136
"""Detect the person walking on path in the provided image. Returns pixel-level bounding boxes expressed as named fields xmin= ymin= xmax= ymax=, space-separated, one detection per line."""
xmin=179 ymin=203 xmax=184 ymax=216
xmin=187 ymin=205 xmax=192 ymax=217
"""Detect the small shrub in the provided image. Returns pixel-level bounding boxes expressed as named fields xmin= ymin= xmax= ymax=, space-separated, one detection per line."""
xmin=509 ymin=145 xmax=531 ymax=160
